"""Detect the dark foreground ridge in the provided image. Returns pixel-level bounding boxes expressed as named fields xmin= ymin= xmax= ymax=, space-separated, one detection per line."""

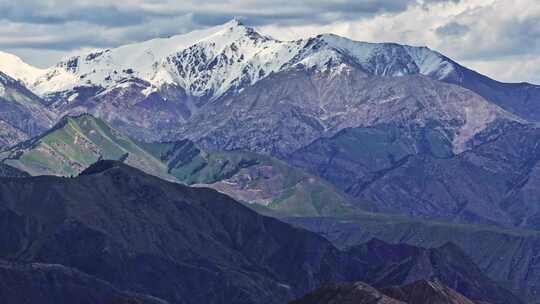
xmin=382 ymin=280 xmax=475 ymax=304
xmin=79 ymin=158 xmax=126 ymax=175
xmin=0 ymin=259 xmax=166 ymax=304
xmin=0 ymin=163 xmax=29 ymax=177
xmin=290 ymin=279 xmax=476 ymax=304
xmin=289 ymin=281 xmax=405 ymax=304
xmin=0 ymin=161 xmax=522 ymax=304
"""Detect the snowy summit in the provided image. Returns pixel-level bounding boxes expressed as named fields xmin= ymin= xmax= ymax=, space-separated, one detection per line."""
xmin=0 ymin=19 xmax=458 ymax=101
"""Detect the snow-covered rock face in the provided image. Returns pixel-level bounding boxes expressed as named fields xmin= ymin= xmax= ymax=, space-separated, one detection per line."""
xmin=0 ymin=73 xmax=8 ymax=97
xmin=0 ymin=51 xmax=44 ymax=87
xmin=0 ymin=72 xmax=15 ymax=97
xmin=158 ymin=22 xmax=302 ymax=99
xmin=11 ymin=19 xmax=459 ymax=102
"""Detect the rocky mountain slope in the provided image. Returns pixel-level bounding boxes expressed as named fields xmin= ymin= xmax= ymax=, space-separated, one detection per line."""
xmin=0 ymin=259 xmax=167 ymax=304
xmin=381 ymin=280 xmax=476 ymax=304
xmin=288 ymin=216 xmax=540 ymax=303
xmin=0 ymin=114 xmax=361 ymax=216
xmin=0 ymin=20 xmax=536 ymax=153
xmin=290 ymin=281 xmax=405 ymax=304
xmin=291 ymin=280 xmax=477 ymax=304
xmin=0 ymin=113 xmax=169 ymax=178
xmin=0 ymin=163 xmax=29 ymax=178
xmin=0 ymin=72 xmax=55 ymax=148
xmin=142 ymin=139 xmax=362 ymax=216
xmin=0 ymin=161 xmax=521 ymax=304
xmin=346 ymin=239 xmax=519 ymax=304
xmin=289 ymin=121 xmax=540 ymax=229
xmin=445 ymin=64 xmax=540 ymax=123
xmin=176 ymin=70 xmax=517 ymax=156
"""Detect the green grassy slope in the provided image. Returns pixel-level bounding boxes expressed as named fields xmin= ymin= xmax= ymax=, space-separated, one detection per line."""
xmin=0 ymin=114 xmax=170 ymax=179
xmin=143 ymin=139 xmax=364 ymax=216
xmin=1 ymin=115 xmax=361 ymax=217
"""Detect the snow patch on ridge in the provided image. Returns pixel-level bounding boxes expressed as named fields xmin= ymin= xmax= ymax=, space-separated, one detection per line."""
xmin=404 ymin=46 xmax=457 ymax=80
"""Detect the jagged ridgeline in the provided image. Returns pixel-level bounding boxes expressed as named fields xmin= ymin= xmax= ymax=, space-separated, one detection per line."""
xmin=0 ymin=114 xmax=362 ymax=217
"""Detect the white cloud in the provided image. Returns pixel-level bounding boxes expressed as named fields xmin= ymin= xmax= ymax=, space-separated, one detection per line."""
xmin=464 ymin=56 xmax=540 ymax=84
xmin=259 ymin=0 xmax=540 ymax=83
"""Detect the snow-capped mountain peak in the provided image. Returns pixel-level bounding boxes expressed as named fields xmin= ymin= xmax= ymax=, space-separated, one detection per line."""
xmin=30 ymin=20 xmax=286 ymax=98
xmin=4 ymin=20 xmax=462 ymax=103
xmin=314 ymin=34 xmax=459 ymax=80
xmin=0 ymin=51 xmax=45 ymax=87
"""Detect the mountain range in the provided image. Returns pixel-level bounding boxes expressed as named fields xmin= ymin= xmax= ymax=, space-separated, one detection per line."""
xmin=1 ymin=19 xmax=540 ymax=303
xmin=0 ymin=114 xmax=362 ymax=217
xmin=287 ymin=215 xmax=540 ymax=303
xmin=0 ymin=160 xmax=522 ymax=304
xmin=2 ymin=20 xmax=540 ymax=229
xmin=3 ymin=113 xmax=540 ymax=301
xmin=0 ymin=20 xmax=535 ymax=148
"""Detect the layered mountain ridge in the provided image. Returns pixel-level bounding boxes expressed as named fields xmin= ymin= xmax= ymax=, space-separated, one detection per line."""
xmin=1 ymin=19 xmax=539 ymax=220
xmin=288 ymin=215 xmax=540 ymax=302
xmin=0 ymin=19 xmax=539 ymax=228
xmin=3 ymin=113 xmax=539 ymax=300
xmin=0 ymin=114 xmax=362 ymax=217
xmin=0 ymin=20 xmax=533 ymax=149
xmin=0 ymin=161 xmax=522 ymax=304
xmin=1 ymin=20 xmax=540 ymax=303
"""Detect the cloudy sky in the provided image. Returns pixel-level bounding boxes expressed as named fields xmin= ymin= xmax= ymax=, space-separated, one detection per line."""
xmin=1 ymin=0 xmax=539 ymax=83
